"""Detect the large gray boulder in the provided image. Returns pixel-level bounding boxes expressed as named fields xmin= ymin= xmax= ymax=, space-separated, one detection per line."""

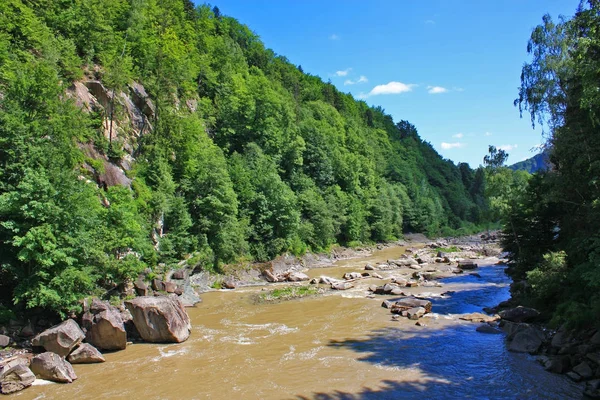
xmin=82 ymin=307 xmax=127 ymax=351
xmin=508 ymin=325 xmax=544 ymax=354
xmin=125 ymin=296 xmax=191 ymax=343
xmin=0 ymin=363 xmax=35 ymax=394
xmin=31 ymin=319 xmax=84 ymax=357
xmin=499 ymin=306 xmax=540 ymax=323
xmin=390 ymin=298 xmax=432 ymax=314
xmin=30 ymin=352 xmax=77 ymax=383
xmin=67 ymin=343 xmax=105 ymax=364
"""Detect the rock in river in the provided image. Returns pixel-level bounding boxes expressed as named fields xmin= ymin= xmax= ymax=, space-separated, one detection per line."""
xmin=125 ymin=295 xmax=191 ymax=343
xmin=499 ymin=306 xmax=540 ymax=323
xmin=0 ymin=363 xmax=35 ymax=394
xmin=82 ymin=306 xmax=127 ymax=351
xmin=30 ymin=352 xmax=77 ymax=383
xmin=67 ymin=343 xmax=105 ymax=364
xmin=390 ymin=298 xmax=432 ymax=314
xmin=31 ymin=319 xmax=84 ymax=357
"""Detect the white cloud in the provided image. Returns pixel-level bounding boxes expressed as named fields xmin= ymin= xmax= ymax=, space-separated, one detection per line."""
xmin=427 ymin=85 xmax=448 ymax=94
xmin=453 ymin=87 xmax=465 ymax=92
xmin=441 ymin=142 xmax=465 ymax=150
xmin=368 ymin=81 xmax=416 ymax=96
xmin=344 ymin=75 xmax=369 ymax=85
xmin=335 ymin=68 xmax=352 ymax=77
xmin=498 ymin=144 xmax=518 ymax=151
xmin=329 ymin=34 xmax=340 ymax=40
xmin=425 ymin=19 xmax=435 ymax=25
xmin=485 ymin=132 xmax=493 ymax=136
xmin=452 ymin=133 xmax=464 ymax=138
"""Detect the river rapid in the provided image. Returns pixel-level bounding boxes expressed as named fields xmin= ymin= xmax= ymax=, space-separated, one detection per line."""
xmin=15 ymin=246 xmax=582 ymax=399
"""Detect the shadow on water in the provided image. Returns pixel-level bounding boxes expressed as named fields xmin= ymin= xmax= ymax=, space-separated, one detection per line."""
xmin=293 ymin=264 xmax=582 ymax=400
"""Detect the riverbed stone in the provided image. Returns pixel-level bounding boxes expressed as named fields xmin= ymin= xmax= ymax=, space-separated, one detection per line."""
xmin=390 ymin=298 xmax=432 ymax=314
xmin=574 ymin=361 xmax=594 ymax=379
xmin=584 ymin=380 xmax=600 ymax=399
xmin=331 ymin=282 xmax=353 ymax=290
xmin=545 ymin=355 xmax=571 ymax=374
xmin=0 ymin=335 xmax=10 ymax=348
xmin=458 ymin=260 xmax=478 ymax=269
xmin=459 ymin=312 xmax=500 ymax=323
xmin=499 ymin=306 xmax=540 ymax=323
xmin=30 ymin=352 xmax=77 ymax=383
xmin=125 ymin=295 xmax=191 ymax=343
xmin=82 ymin=307 xmax=127 ymax=351
xmin=407 ymin=307 xmax=426 ymax=320
xmin=343 ymin=272 xmax=362 ymax=280
xmin=476 ymin=324 xmax=503 ymax=334
xmin=364 ymin=264 xmax=375 ymax=270
xmin=31 ymin=319 xmax=84 ymax=357
xmin=67 ymin=343 xmax=105 ymax=364
xmin=287 ymin=272 xmax=309 ymax=282
xmin=0 ymin=363 xmax=35 ymax=394
xmin=508 ymin=326 xmax=544 ymax=354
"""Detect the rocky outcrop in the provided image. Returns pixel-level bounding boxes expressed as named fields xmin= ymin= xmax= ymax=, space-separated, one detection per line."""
xmin=507 ymin=324 xmax=544 ymax=354
xmin=30 ymin=352 xmax=77 ymax=383
xmin=67 ymin=344 xmax=105 ymax=364
xmin=125 ymin=296 xmax=191 ymax=343
xmin=390 ymin=298 xmax=432 ymax=314
xmin=499 ymin=306 xmax=540 ymax=323
xmin=81 ymin=301 xmax=127 ymax=351
xmin=0 ymin=363 xmax=35 ymax=394
xmin=31 ymin=319 xmax=85 ymax=357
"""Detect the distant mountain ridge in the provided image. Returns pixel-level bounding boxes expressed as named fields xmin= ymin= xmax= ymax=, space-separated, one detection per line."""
xmin=509 ymin=149 xmax=550 ymax=173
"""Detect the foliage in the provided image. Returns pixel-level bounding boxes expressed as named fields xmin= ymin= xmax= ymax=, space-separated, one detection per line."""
xmin=0 ymin=0 xmax=491 ymax=316
xmin=257 ymin=285 xmax=319 ymax=302
xmin=506 ymin=0 xmax=600 ymax=328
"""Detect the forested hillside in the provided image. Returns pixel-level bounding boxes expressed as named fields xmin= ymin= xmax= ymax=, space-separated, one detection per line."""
xmin=0 ymin=0 xmax=488 ymax=316
xmin=509 ymin=149 xmax=549 ymax=173
xmin=505 ymin=1 xmax=600 ymax=328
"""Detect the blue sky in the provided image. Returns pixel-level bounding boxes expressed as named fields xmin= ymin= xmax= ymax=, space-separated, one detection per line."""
xmin=208 ymin=0 xmax=580 ymax=167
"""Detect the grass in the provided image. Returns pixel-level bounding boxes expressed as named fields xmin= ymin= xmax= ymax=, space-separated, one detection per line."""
xmin=257 ymin=285 xmax=319 ymax=303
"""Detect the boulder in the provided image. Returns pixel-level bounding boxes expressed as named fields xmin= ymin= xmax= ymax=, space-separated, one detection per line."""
xmin=508 ymin=326 xmax=544 ymax=354
xmin=584 ymin=380 xmax=600 ymax=399
xmin=390 ymin=288 xmax=406 ymax=296
xmin=0 ymin=335 xmax=10 ymax=348
xmin=476 ymin=324 xmax=503 ymax=334
xmin=171 ymin=269 xmax=186 ymax=280
xmin=67 ymin=343 xmax=105 ymax=364
xmin=459 ymin=313 xmax=500 ymax=323
xmin=134 ymin=280 xmax=148 ymax=296
xmin=222 ymin=280 xmax=236 ymax=289
xmin=152 ymin=279 xmax=166 ymax=292
xmin=31 ymin=319 xmax=84 ymax=357
xmin=263 ymin=269 xmax=278 ymax=283
xmin=566 ymin=371 xmax=581 ymax=382
xmin=82 ymin=308 xmax=127 ymax=351
xmin=574 ymin=361 xmax=594 ymax=380
xmin=364 ymin=264 xmax=375 ymax=270
xmin=125 ymin=296 xmax=191 ymax=343
xmin=343 ymin=272 xmax=362 ymax=280
xmin=458 ymin=260 xmax=478 ymax=269
xmin=30 ymin=352 xmax=77 ymax=383
xmin=390 ymin=258 xmax=419 ymax=267
xmin=591 ymin=331 xmax=600 ymax=346
xmin=407 ymin=307 xmax=426 ymax=320
xmin=319 ymin=276 xmax=341 ymax=285
xmin=390 ymin=298 xmax=432 ymax=314
xmin=382 ymin=283 xmax=399 ymax=294
xmin=545 ymin=355 xmax=571 ymax=374
xmin=371 ymin=273 xmax=383 ymax=279
xmin=499 ymin=306 xmax=540 ymax=323
xmin=381 ymin=300 xmax=394 ymax=309
xmin=0 ymin=364 xmax=35 ymax=394
xmin=287 ymin=272 xmax=309 ymax=282
xmin=164 ymin=281 xmax=177 ymax=293
xmin=331 ymin=282 xmax=354 ymax=290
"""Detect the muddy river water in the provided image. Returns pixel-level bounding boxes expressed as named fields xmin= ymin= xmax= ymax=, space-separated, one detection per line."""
xmin=16 ymin=246 xmax=581 ymax=399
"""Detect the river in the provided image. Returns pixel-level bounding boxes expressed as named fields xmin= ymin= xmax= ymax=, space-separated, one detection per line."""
xmin=15 ymin=246 xmax=582 ymax=399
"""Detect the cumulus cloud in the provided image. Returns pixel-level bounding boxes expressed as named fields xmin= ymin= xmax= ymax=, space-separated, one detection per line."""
xmin=441 ymin=142 xmax=465 ymax=150
xmin=329 ymin=34 xmax=340 ymax=40
xmin=367 ymin=81 xmax=416 ymax=96
xmin=427 ymin=86 xmax=448 ymax=94
xmin=498 ymin=144 xmax=518 ymax=151
xmin=344 ymin=75 xmax=369 ymax=85
xmin=452 ymin=133 xmax=464 ymax=138
xmin=335 ymin=68 xmax=352 ymax=77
